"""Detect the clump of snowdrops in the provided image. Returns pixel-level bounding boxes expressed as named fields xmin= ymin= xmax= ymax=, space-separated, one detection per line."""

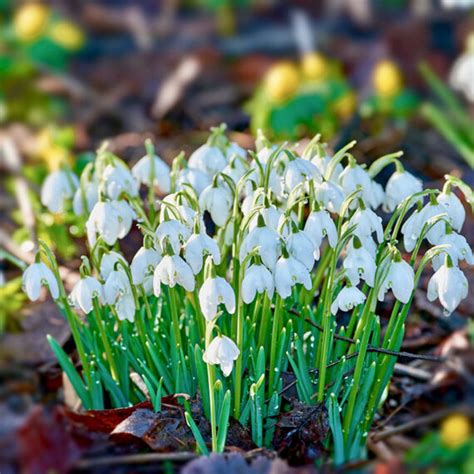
xmin=23 ymin=125 xmax=473 ymax=463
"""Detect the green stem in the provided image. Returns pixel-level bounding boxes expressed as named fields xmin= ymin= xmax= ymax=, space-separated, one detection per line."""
xmin=268 ymin=295 xmax=283 ymax=397
xmin=205 ymin=324 xmax=218 ymax=451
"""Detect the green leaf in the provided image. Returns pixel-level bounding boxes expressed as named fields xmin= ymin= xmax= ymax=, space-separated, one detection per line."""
xmin=185 ymin=411 xmax=209 ymax=455
xmin=217 ymin=390 xmax=231 ymax=452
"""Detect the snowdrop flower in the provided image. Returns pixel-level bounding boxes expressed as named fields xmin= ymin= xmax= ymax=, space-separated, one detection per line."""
xmin=428 ymin=261 xmax=469 ymax=315
xmin=431 ymin=232 xmax=474 ymax=271
xmin=102 ymin=164 xmax=138 ymax=199
xmin=378 ymin=257 xmax=414 ymax=304
xmin=304 ymin=210 xmax=338 ymax=259
xmin=188 ymin=144 xmax=227 ymax=176
xmin=22 ymin=262 xmax=59 ymax=301
xmin=314 ymin=181 xmax=345 ymax=214
xmin=285 ymin=229 xmax=316 ymax=271
xmin=226 ymin=141 xmax=246 ymax=160
xmin=153 ymin=255 xmax=195 ymax=296
xmin=100 ymin=251 xmax=128 ymax=279
xmin=184 ymin=232 xmax=221 ymax=274
xmin=241 ymin=263 xmax=274 ymax=304
xmin=248 ymin=204 xmax=282 ymax=231
xmin=239 ymin=221 xmax=281 ymax=270
xmin=437 ymin=191 xmax=465 ymax=231
xmin=199 ymin=276 xmax=236 ymax=320
xmin=369 ymin=181 xmax=385 ymax=210
xmin=104 ymin=270 xmax=136 ymax=322
xmin=449 ymin=33 xmax=474 ymax=102
xmin=176 ymin=167 xmax=211 ymax=196
xmin=274 ymin=255 xmax=312 ymax=299
xmin=41 ymin=169 xmax=79 ymax=213
xmin=383 ymin=170 xmax=422 ymax=213
xmin=131 ymin=247 xmax=162 ymax=285
xmin=343 ymin=241 xmax=376 ymax=287
xmin=348 ymin=206 xmax=384 ymax=244
xmin=132 ymin=154 xmax=171 ymax=193
xmin=155 ymin=220 xmax=190 ymax=254
xmin=223 ymin=156 xmax=247 ymax=184
xmin=86 ymin=200 xmax=135 ymax=247
xmin=199 ymin=182 xmax=233 ymax=227
xmin=69 ymin=276 xmax=103 ymax=313
xmin=331 ymin=287 xmax=366 ymax=315
xmin=339 ymin=163 xmax=372 ymax=205
xmin=73 ymin=178 xmax=99 ymax=215
xmin=203 ymin=335 xmax=239 ymax=376
xmin=311 ymin=154 xmax=343 ymax=181
xmin=284 ymin=157 xmax=321 ymax=192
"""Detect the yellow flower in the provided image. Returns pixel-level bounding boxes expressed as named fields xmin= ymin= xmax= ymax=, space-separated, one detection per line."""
xmin=372 ymin=60 xmax=403 ymax=98
xmin=14 ymin=2 xmax=50 ymax=41
xmin=265 ymin=62 xmax=300 ymax=102
xmin=441 ymin=414 xmax=471 ymax=449
xmin=49 ymin=20 xmax=85 ymax=51
xmin=301 ymin=52 xmax=329 ymax=81
xmin=334 ymin=92 xmax=357 ymax=120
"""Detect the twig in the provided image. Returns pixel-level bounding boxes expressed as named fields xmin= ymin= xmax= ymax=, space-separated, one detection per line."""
xmin=393 ymin=363 xmax=432 ymax=381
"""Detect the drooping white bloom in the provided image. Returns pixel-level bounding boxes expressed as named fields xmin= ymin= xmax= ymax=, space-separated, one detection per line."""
xmin=437 ymin=191 xmax=465 ymax=231
xmin=314 ymin=180 xmax=345 ymax=215
xmin=339 ymin=164 xmax=373 ymax=205
xmin=100 ymin=251 xmax=128 ymax=279
xmin=427 ymin=263 xmax=469 ymax=315
xmin=203 ymin=335 xmax=239 ymax=376
xmin=284 ymin=158 xmax=321 ymax=192
xmin=189 ymin=144 xmax=227 ymax=176
xmin=69 ymin=276 xmax=103 ymax=313
xmin=330 ymin=287 xmax=366 ymax=315
xmin=348 ymin=207 xmax=384 ymax=244
xmin=304 ymin=210 xmax=338 ymax=259
xmin=223 ymin=156 xmax=247 ymax=184
xmin=449 ymin=34 xmax=474 ymax=102
xmin=22 ymin=262 xmax=59 ymax=301
xmin=102 ymin=164 xmax=138 ymax=199
xmin=311 ymin=154 xmax=343 ymax=181
xmin=176 ymin=167 xmax=211 ymax=196
xmin=198 ymin=276 xmax=236 ymax=320
xmin=86 ymin=200 xmax=135 ymax=247
xmin=155 ymin=220 xmax=190 ymax=254
xmin=431 ymin=232 xmax=474 ymax=271
xmin=241 ymin=263 xmax=274 ymax=304
xmin=104 ymin=270 xmax=136 ymax=322
xmin=248 ymin=205 xmax=282 ymax=231
xmin=131 ymin=247 xmax=162 ymax=285
xmin=132 ymin=154 xmax=171 ymax=193
xmin=41 ymin=169 xmax=79 ymax=213
xmin=239 ymin=224 xmax=281 ymax=271
xmin=343 ymin=243 xmax=376 ymax=287
xmin=199 ymin=184 xmax=233 ymax=227
xmin=285 ymin=230 xmax=316 ymax=271
xmin=274 ymin=256 xmax=312 ymax=299
xmin=153 ymin=255 xmax=195 ymax=295
xmin=183 ymin=232 xmax=221 ymax=274
xmin=73 ymin=178 xmax=99 ymax=215
xmin=378 ymin=258 xmax=415 ymax=304
xmin=226 ymin=142 xmax=246 ymax=160
xmin=368 ymin=181 xmax=385 ymax=210
xmin=383 ymin=171 xmax=422 ymax=212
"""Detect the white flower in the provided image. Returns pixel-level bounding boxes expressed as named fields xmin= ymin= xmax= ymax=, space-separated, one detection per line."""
xmin=41 ymin=169 xmax=79 ymax=213
xmin=348 ymin=207 xmax=384 ymax=244
xmin=22 ymin=262 xmax=59 ymax=301
xmin=153 ymin=255 xmax=195 ymax=295
xmin=86 ymin=200 xmax=135 ymax=247
xmin=339 ymin=164 xmax=372 ymax=205
xmin=176 ymin=168 xmax=211 ymax=196
xmin=437 ymin=191 xmax=465 ymax=231
xmin=427 ymin=263 xmax=469 ymax=315
xmin=449 ymin=35 xmax=474 ymax=102
xmin=239 ymin=225 xmax=281 ymax=271
xmin=132 ymin=154 xmax=171 ymax=193
xmin=199 ymin=276 xmax=235 ymax=320
xmin=100 ymin=251 xmax=128 ymax=279
xmin=304 ymin=210 xmax=338 ymax=259
xmin=248 ymin=204 xmax=282 ymax=231
xmin=199 ymin=184 xmax=233 ymax=227
xmin=223 ymin=156 xmax=247 ymax=184
xmin=331 ymin=287 xmax=366 ymax=315
xmin=102 ymin=164 xmax=138 ymax=199
xmin=73 ymin=178 xmax=99 ymax=215
xmin=274 ymin=256 xmax=312 ymax=299
xmin=226 ymin=142 xmax=246 ymax=160
xmin=383 ymin=171 xmax=422 ymax=213
xmin=69 ymin=276 xmax=103 ymax=313
xmin=104 ymin=270 xmax=136 ymax=322
xmin=314 ymin=181 xmax=345 ymax=214
xmin=284 ymin=158 xmax=321 ymax=192
xmin=311 ymin=154 xmax=343 ymax=180
xmin=188 ymin=144 xmax=227 ymax=175
xmin=378 ymin=258 xmax=414 ymax=304
xmin=431 ymin=232 xmax=474 ymax=271
xmin=285 ymin=230 xmax=316 ymax=271
xmin=155 ymin=220 xmax=190 ymax=254
xmin=343 ymin=243 xmax=376 ymax=287
xmin=241 ymin=263 xmax=274 ymax=304
xmin=183 ymin=232 xmax=221 ymax=274
xmin=203 ymin=335 xmax=239 ymax=376
xmin=131 ymin=247 xmax=162 ymax=285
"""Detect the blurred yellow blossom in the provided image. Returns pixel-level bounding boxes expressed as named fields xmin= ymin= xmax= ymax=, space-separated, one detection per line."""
xmin=14 ymin=2 xmax=50 ymax=41
xmin=441 ymin=414 xmax=471 ymax=449
xmin=373 ymin=60 xmax=403 ymax=98
xmin=265 ymin=62 xmax=300 ymax=102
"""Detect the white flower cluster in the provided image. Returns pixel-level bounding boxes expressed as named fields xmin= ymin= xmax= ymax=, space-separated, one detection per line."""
xmin=24 ymin=128 xmax=472 ymax=378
